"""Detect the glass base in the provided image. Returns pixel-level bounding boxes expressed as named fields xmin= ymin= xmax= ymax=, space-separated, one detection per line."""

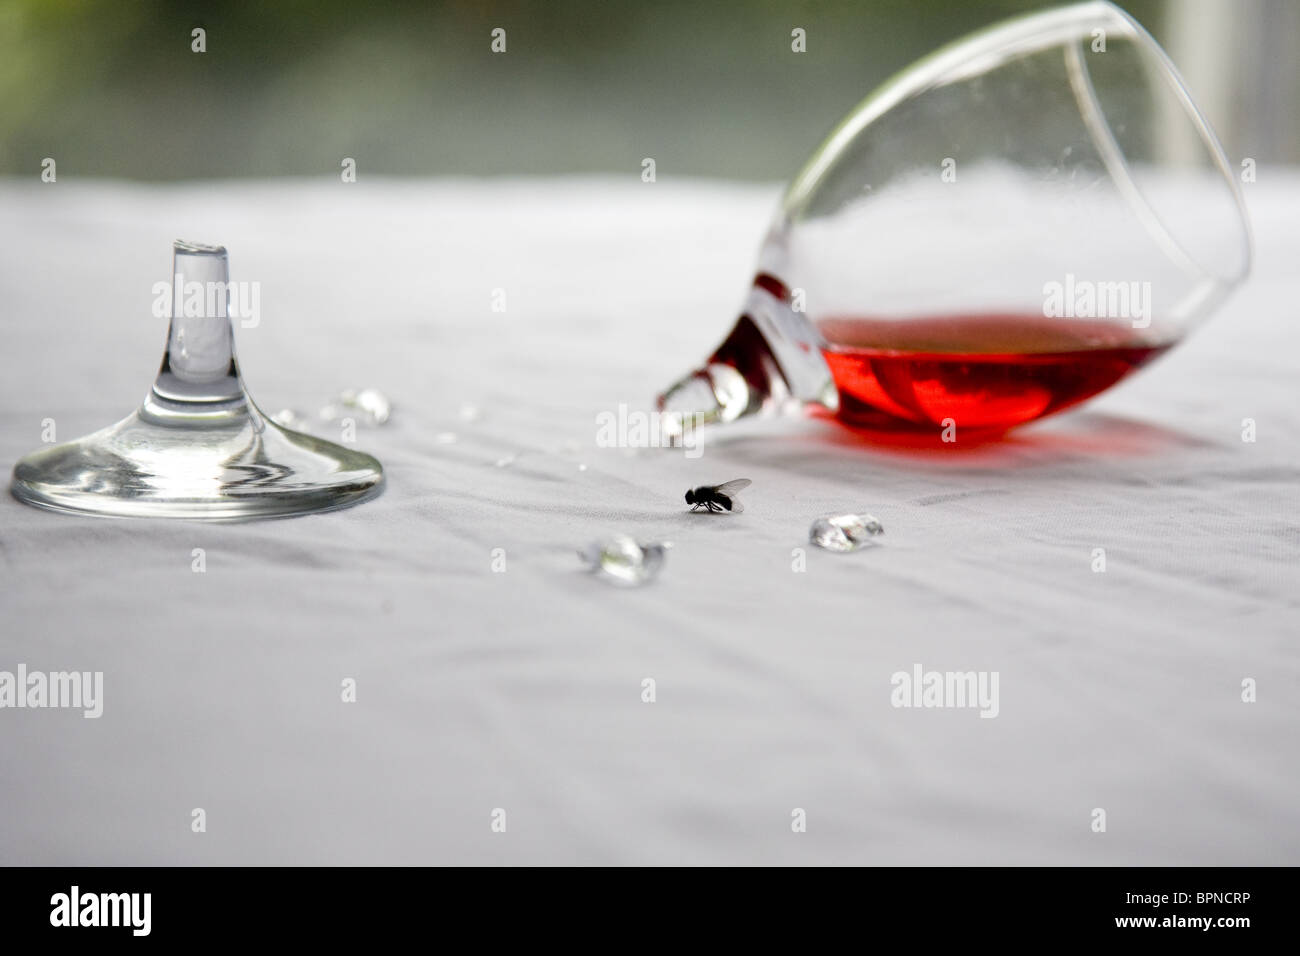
xmin=11 ymin=404 xmax=384 ymax=520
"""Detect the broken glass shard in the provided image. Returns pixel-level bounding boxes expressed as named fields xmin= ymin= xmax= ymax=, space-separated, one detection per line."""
xmin=579 ymin=535 xmax=669 ymax=586
xmin=320 ymin=387 xmax=392 ymax=427
xmin=809 ymin=513 xmax=884 ymax=552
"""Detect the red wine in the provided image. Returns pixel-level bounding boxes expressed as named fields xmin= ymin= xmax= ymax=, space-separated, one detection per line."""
xmin=817 ymin=315 xmax=1171 ymax=431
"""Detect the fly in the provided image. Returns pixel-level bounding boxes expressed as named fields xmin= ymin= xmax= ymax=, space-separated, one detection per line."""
xmin=685 ymin=478 xmax=751 ymax=514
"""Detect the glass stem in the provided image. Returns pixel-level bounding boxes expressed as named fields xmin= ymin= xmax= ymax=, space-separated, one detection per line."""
xmin=145 ymin=241 xmax=249 ymax=422
xmin=656 ymin=274 xmax=837 ymax=439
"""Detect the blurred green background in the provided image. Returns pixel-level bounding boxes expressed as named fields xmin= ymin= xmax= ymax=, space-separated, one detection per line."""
xmin=0 ymin=0 xmax=1292 ymax=181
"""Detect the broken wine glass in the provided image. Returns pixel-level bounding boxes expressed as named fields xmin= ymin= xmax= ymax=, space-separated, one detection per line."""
xmin=11 ymin=241 xmax=384 ymax=519
xmin=658 ymin=1 xmax=1251 ymax=437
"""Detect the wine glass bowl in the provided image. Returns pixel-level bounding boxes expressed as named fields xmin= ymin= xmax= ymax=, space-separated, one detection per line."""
xmin=658 ymin=0 xmax=1251 ymax=437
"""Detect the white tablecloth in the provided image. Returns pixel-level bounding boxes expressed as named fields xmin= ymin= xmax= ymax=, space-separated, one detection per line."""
xmin=1 ymin=175 xmax=1297 ymax=865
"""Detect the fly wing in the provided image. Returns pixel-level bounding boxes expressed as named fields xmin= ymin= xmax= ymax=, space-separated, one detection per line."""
xmin=712 ymin=478 xmax=752 ymax=496
xmin=723 ymin=495 xmax=744 ymax=513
